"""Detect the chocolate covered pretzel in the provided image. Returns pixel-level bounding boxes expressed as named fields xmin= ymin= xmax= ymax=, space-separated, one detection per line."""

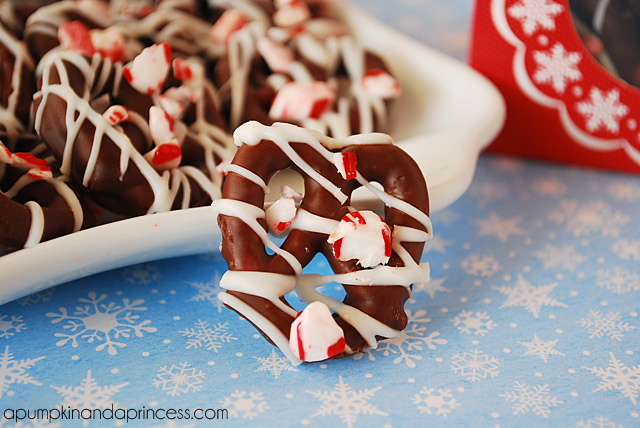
xmin=212 ymin=121 xmax=432 ymax=364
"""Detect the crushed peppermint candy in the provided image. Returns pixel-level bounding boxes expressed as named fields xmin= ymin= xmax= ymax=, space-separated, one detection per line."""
xmin=149 ymin=106 xmax=175 ymax=146
xmin=274 ymin=0 xmax=311 ymax=28
xmin=89 ymin=27 xmax=125 ymax=62
xmin=269 ymin=81 xmax=336 ymax=121
xmin=103 ymin=105 xmax=130 ymax=125
xmin=144 ymin=142 xmax=182 ymax=170
xmin=264 ymin=185 xmax=303 ymax=234
xmin=123 ymin=42 xmax=172 ymax=95
xmin=289 ymin=301 xmax=345 ymax=362
xmin=333 ymin=151 xmax=357 ymax=180
xmin=327 ymin=210 xmax=392 ymax=268
xmin=0 ymin=142 xmax=52 ymax=180
xmin=210 ymin=9 xmax=249 ymax=46
xmin=256 ymin=37 xmax=294 ymax=73
xmin=58 ymin=21 xmax=95 ymax=57
xmin=359 ymin=69 xmax=401 ymax=99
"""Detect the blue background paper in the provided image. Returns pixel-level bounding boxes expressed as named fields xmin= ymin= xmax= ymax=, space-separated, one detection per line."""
xmin=1 ymin=1 xmax=639 ymax=427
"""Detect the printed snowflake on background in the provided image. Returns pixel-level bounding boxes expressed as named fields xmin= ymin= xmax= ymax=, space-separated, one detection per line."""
xmin=576 ymin=310 xmax=635 ymax=341
xmin=461 ymin=254 xmax=501 ymax=277
xmin=596 ymin=267 xmax=640 ymax=294
xmin=475 ymin=212 xmax=527 ymax=242
xmin=533 ymin=42 xmax=582 ymax=93
xmin=221 ymin=390 xmax=269 ymax=420
xmin=607 ymin=181 xmax=640 ymax=201
xmin=46 ymin=292 xmax=157 ymax=355
xmin=51 ymin=370 xmax=128 ymax=427
xmin=307 ymin=376 xmax=387 ymax=428
xmin=0 ymin=346 xmax=45 ymax=398
xmin=518 ymin=333 xmax=565 ymax=362
xmin=534 ymin=244 xmax=586 ymax=271
xmin=187 ymin=274 xmax=224 ymax=312
xmin=153 ymin=362 xmax=205 ymax=396
xmin=0 ymin=418 xmax=61 ymax=428
xmin=583 ymin=353 xmax=640 ymax=404
xmin=431 ymin=209 xmax=459 ymax=226
xmin=122 ymin=263 xmax=160 ymax=285
xmin=352 ymin=310 xmax=447 ymax=367
xmin=424 ymin=235 xmax=451 ymax=254
xmin=531 ymin=176 xmax=567 ymax=196
xmin=469 ymin=179 xmax=509 ymax=206
xmin=507 ymin=0 xmax=564 ymax=35
xmin=179 ymin=320 xmax=237 ymax=352
xmin=0 ymin=315 xmax=25 ymax=339
xmin=414 ymin=277 xmax=451 ymax=299
xmin=576 ymin=88 xmax=629 ymax=133
xmin=17 ymin=289 xmax=54 ymax=306
xmin=411 ymin=387 xmax=461 ymax=416
xmin=254 ymin=349 xmax=298 ymax=379
xmin=493 ymin=274 xmax=567 ymax=318
xmin=451 ymin=311 xmax=497 ymax=336
xmin=451 ymin=349 xmax=499 ymax=381
xmin=576 ymin=416 xmax=624 ymax=428
xmin=549 ymin=200 xmax=630 ymax=237
xmin=611 ymin=239 xmax=640 ymax=261
xmin=500 ymin=381 xmax=563 ymax=417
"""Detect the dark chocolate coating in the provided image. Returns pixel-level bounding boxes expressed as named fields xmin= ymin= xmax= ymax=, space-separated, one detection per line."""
xmin=217 ymin=138 xmax=429 ymax=357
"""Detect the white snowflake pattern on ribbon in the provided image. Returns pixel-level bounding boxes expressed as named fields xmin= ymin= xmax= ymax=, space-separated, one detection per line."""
xmin=0 ymin=315 xmax=25 ymax=339
xmin=533 ymin=42 xmax=582 ymax=93
xmin=576 ymin=310 xmax=636 ymax=341
xmin=179 ymin=320 xmax=237 ymax=352
xmin=0 ymin=346 xmax=45 ymax=399
xmin=507 ymin=0 xmax=564 ymax=35
xmin=153 ymin=362 xmax=205 ymax=396
xmin=451 ymin=349 xmax=500 ymax=381
xmin=493 ymin=274 xmax=568 ymax=318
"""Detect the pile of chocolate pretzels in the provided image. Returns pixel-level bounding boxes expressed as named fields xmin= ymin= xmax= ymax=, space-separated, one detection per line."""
xmin=0 ymin=0 xmax=401 ymax=252
xmin=2 ymin=0 xmax=434 ymax=364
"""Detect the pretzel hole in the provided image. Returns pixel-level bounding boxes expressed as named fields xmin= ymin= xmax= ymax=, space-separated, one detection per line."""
xmin=265 ymin=169 xmax=304 ymax=203
xmin=283 ymin=253 xmax=346 ymax=313
xmin=351 ymin=181 xmax=385 ymax=216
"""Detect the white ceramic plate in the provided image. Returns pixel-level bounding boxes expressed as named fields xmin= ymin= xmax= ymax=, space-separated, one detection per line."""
xmin=0 ymin=3 xmax=505 ymax=305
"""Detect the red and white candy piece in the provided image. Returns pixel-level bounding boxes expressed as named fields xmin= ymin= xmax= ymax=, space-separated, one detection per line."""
xmin=265 ymin=186 xmax=302 ymax=235
xmin=327 ymin=211 xmax=392 ymax=268
xmin=102 ymin=105 xmax=130 ymax=125
xmin=256 ymin=37 xmax=294 ymax=73
xmin=58 ymin=21 xmax=95 ymax=58
xmin=144 ymin=142 xmax=182 ymax=171
xmin=123 ymin=42 xmax=172 ymax=95
xmin=89 ymin=27 xmax=125 ymax=63
xmin=210 ymin=9 xmax=249 ymax=46
xmin=359 ymin=69 xmax=401 ymax=99
xmin=333 ymin=151 xmax=357 ymax=180
xmin=274 ymin=0 xmax=312 ymax=28
xmin=172 ymin=58 xmax=205 ymax=90
xmin=144 ymin=106 xmax=182 ymax=170
xmin=269 ymin=81 xmax=336 ymax=121
xmin=0 ymin=142 xmax=52 ymax=180
xmin=289 ymin=301 xmax=345 ymax=362
xmin=149 ymin=106 xmax=175 ymax=146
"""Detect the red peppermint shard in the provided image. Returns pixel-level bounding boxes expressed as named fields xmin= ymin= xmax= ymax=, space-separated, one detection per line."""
xmin=58 ymin=21 xmax=95 ymax=57
xmin=124 ymin=42 xmax=172 ymax=95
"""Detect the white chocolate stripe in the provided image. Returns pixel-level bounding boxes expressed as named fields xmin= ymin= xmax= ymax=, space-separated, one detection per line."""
xmin=219 ymin=292 xmax=302 ymax=366
xmin=220 ymin=271 xmax=298 ymax=317
xmin=291 ymin=209 xmax=339 ymax=235
xmin=224 ymin=164 xmax=270 ymax=194
xmin=211 ymin=198 xmax=303 ymax=275
xmin=24 ymin=201 xmax=45 ymax=248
